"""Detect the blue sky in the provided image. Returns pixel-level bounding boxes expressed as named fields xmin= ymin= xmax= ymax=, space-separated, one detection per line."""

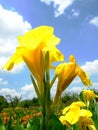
xmin=0 ymin=0 xmax=98 ymax=99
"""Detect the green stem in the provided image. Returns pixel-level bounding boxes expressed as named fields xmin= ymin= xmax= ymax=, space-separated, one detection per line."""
xmin=50 ymin=74 xmax=57 ymax=88
xmin=40 ymin=77 xmax=52 ymax=130
xmin=30 ymin=74 xmax=40 ymax=99
xmin=40 ymin=51 xmax=52 ymax=130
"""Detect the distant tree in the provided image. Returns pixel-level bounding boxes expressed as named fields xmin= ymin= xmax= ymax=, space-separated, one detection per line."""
xmin=18 ymin=98 xmax=39 ymax=108
xmin=62 ymin=92 xmax=78 ymax=106
xmin=6 ymin=95 xmax=22 ymax=108
xmin=13 ymin=96 xmax=22 ymax=107
xmin=32 ymin=97 xmax=39 ymax=106
xmin=0 ymin=95 xmax=8 ymax=112
xmin=19 ymin=99 xmax=33 ymax=108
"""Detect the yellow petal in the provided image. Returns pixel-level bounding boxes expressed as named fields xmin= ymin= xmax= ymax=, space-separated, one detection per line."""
xmin=18 ymin=47 xmax=44 ymax=81
xmin=64 ymin=107 xmax=80 ymax=125
xmin=88 ymin=125 xmax=96 ymax=130
xmin=80 ymin=109 xmax=92 ymax=118
xmin=3 ymin=26 xmax=62 ymax=73
xmin=71 ymin=101 xmax=86 ymax=107
xmin=59 ymin=116 xmax=68 ymax=126
xmin=63 ymin=106 xmax=70 ymax=115
xmin=83 ymin=90 xmax=96 ymax=100
xmin=76 ymin=65 xmax=92 ymax=86
xmin=55 ymin=61 xmax=76 ymax=93
xmin=2 ymin=48 xmax=23 ymax=71
xmin=43 ymin=46 xmax=64 ymax=62
xmin=18 ymin=26 xmax=60 ymax=49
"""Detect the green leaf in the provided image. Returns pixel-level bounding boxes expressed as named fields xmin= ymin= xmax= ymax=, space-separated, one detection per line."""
xmin=0 ymin=125 xmax=5 ymax=130
xmin=51 ymin=114 xmax=66 ymax=130
xmin=26 ymin=117 xmax=40 ymax=130
xmin=92 ymin=118 xmax=98 ymax=130
xmin=30 ymin=74 xmax=40 ymax=99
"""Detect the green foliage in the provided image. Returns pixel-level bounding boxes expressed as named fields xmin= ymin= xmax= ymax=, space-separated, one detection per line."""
xmin=50 ymin=114 xmax=66 ymax=130
xmin=0 ymin=90 xmax=98 ymax=129
xmin=0 ymin=125 xmax=5 ymax=130
xmin=0 ymin=96 xmax=8 ymax=112
xmin=18 ymin=100 xmax=33 ymax=108
xmin=27 ymin=117 xmax=40 ymax=130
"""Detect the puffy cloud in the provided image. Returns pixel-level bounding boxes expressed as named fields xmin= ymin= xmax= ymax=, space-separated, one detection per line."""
xmin=71 ymin=77 xmax=82 ymax=84
xmin=91 ymin=82 xmax=98 ymax=91
xmin=40 ymin=0 xmax=75 ymax=17
xmin=72 ymin=9 xmax=79 ymax=16
xmin=67 ymin=82 xmax=98 ymax=94
xmin=40 ymin=0 xmax=53 ymax=5
xmin=21 ymin=84 xmax=34 ymax=91
xmin=0 ymin=78 xmax=8 ymax=85
xmin=0 ymin=5 xmax=32 ymax=73
xmin=81 ymin=60 xmax=98 ymax=75
xmin=66 ymin=86 xmax=83 ymax=95
xmin=0 ymin=84 xmax=37 ymax=100
xmin=0 ymin=88 xmax=21 ymax=98
xmin=21 ymin=84 xmax=37 ymax=99
xmin=89 ymin=16 xmax=98 ymax=27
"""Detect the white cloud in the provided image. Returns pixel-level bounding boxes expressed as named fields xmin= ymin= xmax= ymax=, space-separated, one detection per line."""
xmin=81 ymin=60 xmax=98 ymax=75
xmin=72 ymin=9 xmax=79 ymax=16
xmin=66 ymin=82 xmax=98 ymax=95
xmin=21 ymin=84 xmax=37 ymax=99
xmin=40 ymin=0 xmax=75 ymax=17
xmin=40 ymin=0 xmax=53 ymax=5
xmin=71 ymin=77 xmax=82 ymax=84
xmin=66 ymin=86 xmax=83 ymax=94
xmin=0 ymin=84 xmax=37 ymax=100
xmin=91 ymin=82 xmax=98 ymax=91
xmin=21 ymin=84 xmax=34 ymax=92
xmin=0 ymin=5 xmax=32 ymax=73
xmin=0 ymin=88 xmax=21 ymax=98
xmin=0 ymin=78 xmax=8 ymax=85
xmin=89 ymin=17 xmax=98 ymax=27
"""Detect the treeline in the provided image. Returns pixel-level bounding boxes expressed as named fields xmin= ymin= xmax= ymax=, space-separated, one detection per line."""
xmin=0 ymin=93 xmax=77 ymax=112
xmin=0 ymin=89 xmax=98 ymax=112
xmin=0 ymin=95 xmax=39 ymax=112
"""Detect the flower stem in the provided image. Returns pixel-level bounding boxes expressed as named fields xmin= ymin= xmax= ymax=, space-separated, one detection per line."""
xmin=40 ymin=51 xmax=52 ymax=130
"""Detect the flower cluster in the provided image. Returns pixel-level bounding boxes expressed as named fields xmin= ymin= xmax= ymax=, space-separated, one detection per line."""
xmin=59 ymin=101 xmax=96 ymax=130
xmin=2 ymin=25 xmax=95 ymax=130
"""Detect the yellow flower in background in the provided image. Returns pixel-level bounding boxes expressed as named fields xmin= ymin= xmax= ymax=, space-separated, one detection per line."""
xmin=79 ymin=109 xmax=92 ymax=120
xmin=82 ymin=90 xmax=98 ymax=101
xmin=53 ymin=55 xmax=92 ymax=104
xmin=3 ymin=26 xmax=64 ymax=90
xmin=60 ymin=101 xmax=86 ymax=125
xmin=71 ymin=101 xmax=86 ymax=107
xmin=63 ymin=101 xmax=86 ymax=115
xmin=78 ymin=110 xmax=96 ymax=130
xmin=63 ymin=106 xmax=81 ymax=125
xmin=59 ymin=101 xmax=96 ymax=129
xmin=59 ymin=116 xmax=69 ymax=126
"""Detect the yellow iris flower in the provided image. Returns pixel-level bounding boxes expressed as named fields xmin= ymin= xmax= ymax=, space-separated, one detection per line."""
xmin=82 ymin=90 xmax=98 ymax=101
xmin=59 ymin=101 xmax=96 ymax=130
xmin=78 ymin=110 xmax=96 ymax=130
xmin=53 ymin=55 xmax=92 ymax=104
xmin=3 ymin=26 xmax=64 ymax=91
xmin=60 ymin=101 xmax=86 ymax=125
